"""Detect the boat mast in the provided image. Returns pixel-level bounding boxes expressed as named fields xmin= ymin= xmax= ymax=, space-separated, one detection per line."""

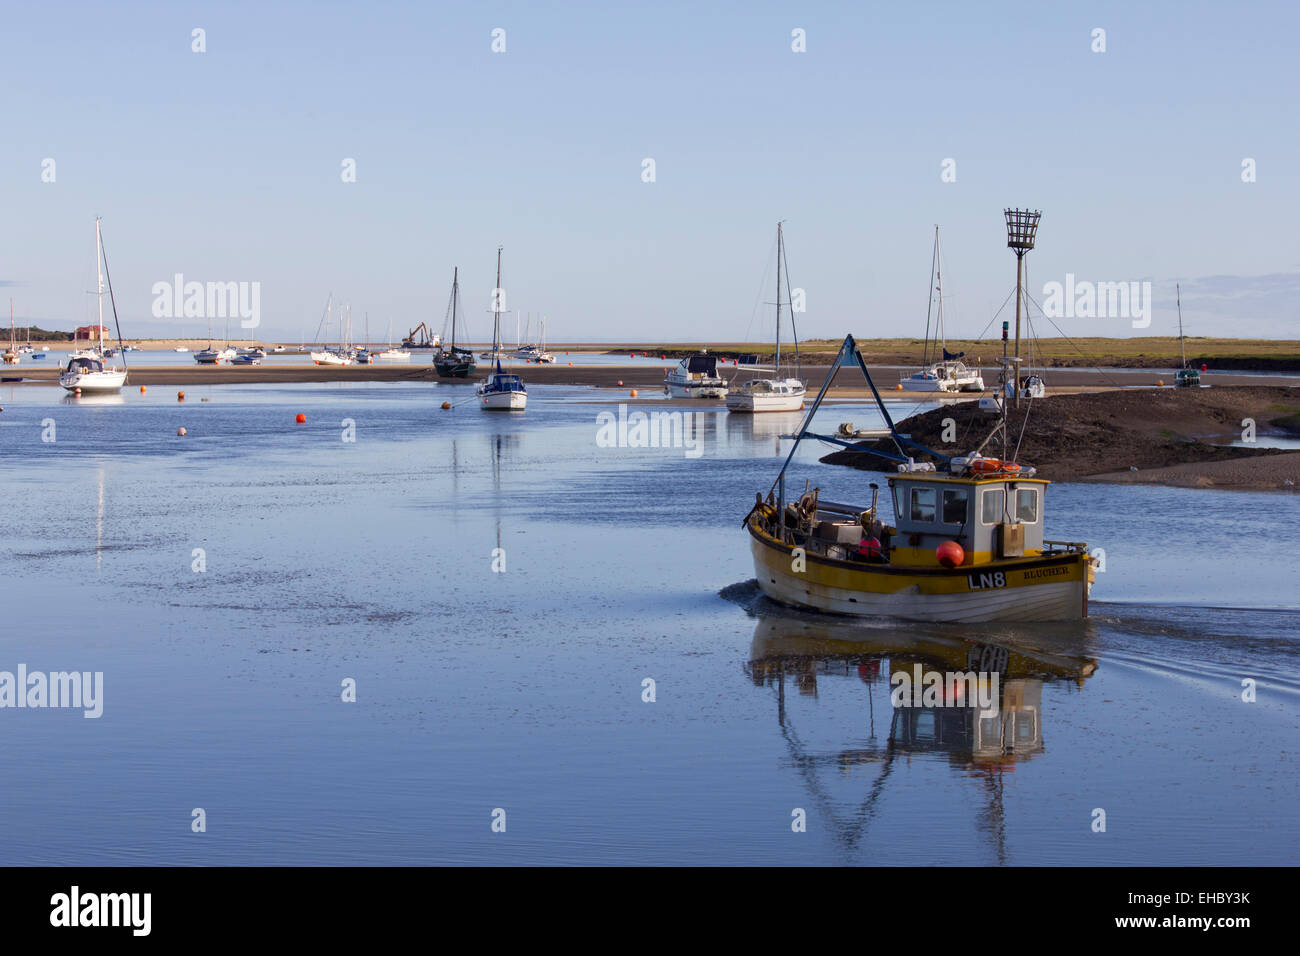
xmin=450 ymin=267 xmax=459 ymax=349
xmin=1177 ymin=283 xmax=1187 ymax=369
xmin=774 ymin=221 xmax=783 ymax=377
xmin=493 ymin=246 xmax=502 ymax=359
xmin=921 ymin=227 xmax=938 ymax=367
xmin=935 ymin=227 xmax=946 ymax=360
xmin=95 ymin=217 xmax=105 ymax=354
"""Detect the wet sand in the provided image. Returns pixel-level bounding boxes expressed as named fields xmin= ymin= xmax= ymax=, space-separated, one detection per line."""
xmin=821 ymin=386 xmax=1300 ymax=492
xmin=1086 ymin=452 xmax=1300 ymax=491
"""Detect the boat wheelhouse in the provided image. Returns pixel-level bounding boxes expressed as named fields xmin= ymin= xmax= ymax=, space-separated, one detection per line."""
xmin=666 ymin=352 xmax=728 ymax=398
xmin=745 ymin=334 xmax=1093 ymax=623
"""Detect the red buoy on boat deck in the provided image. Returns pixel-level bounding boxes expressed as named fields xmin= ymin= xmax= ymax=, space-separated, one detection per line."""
xmin=296 ymin=413 xmax=306 ymax=423
xmin=936 ymin=540 xmax=964 ymax=568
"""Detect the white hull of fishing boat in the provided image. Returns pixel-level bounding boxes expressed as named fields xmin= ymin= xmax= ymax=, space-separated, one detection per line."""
xmin=60 ymin=367 xmax=127 ymax=392
xmin=725 ymin=378 xmax=806 ymax=412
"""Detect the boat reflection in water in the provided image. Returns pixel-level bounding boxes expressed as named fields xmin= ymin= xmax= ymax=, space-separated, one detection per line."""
xmin=60 ymin=391 xmax=125 ymax=407
xmin=741 ymin=596 xmax=1097 ymax=859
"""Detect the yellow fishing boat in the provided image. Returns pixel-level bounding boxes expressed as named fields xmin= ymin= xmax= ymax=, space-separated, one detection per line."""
xmin=744 ymin=334 xmax=1095 ymax=622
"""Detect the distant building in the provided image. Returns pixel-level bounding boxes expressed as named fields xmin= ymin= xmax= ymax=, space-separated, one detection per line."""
xmin=74 ymin=325 xmax=110 ymax=342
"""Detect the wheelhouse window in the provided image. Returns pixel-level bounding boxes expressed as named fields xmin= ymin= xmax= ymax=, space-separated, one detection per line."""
xmin=1015 ymin=488 xmax=1039 ymax=523
xmin=981 ymin=488 xmax=1005 ymax=524
xmin=941 ymin=488 xmax=969 ymax=525
xmin=909 ymin=487 xmax=936 ymax=523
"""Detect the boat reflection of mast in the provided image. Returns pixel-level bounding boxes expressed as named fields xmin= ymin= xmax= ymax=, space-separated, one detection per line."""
xmin=756 ymin=654 xmax=898 ymax=855
xmin=96 ymin=467 xmax=105 ymax=573
xmin=753 ymin=648 xmax=1048 ymax=862
xmin=493 ymin=434 xmax=503 ymax=556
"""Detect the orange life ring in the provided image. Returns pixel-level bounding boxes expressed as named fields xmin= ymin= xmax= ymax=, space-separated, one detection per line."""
xmin=969 ymin=458 xmax=1021 ymax=477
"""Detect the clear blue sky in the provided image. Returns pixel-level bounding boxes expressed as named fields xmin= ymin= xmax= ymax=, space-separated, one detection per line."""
xmin=2 ymin=0 xmax=1297 ymax=342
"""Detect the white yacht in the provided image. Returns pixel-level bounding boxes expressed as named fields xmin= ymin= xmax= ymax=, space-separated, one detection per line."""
xmin=478 ymin=247 xmax=527 ymax=411
xmin=665 ymin=352 xmax=728 ymax=398
xmin=727 ymin=222 xmax=806 ymax=413
xmin=309 ymin=294 xmax=354 ymax=365
xmin=60 ymin=219 xmax=127 ymax=393
xmin=901 ymin=227 xmax=985 ymax=394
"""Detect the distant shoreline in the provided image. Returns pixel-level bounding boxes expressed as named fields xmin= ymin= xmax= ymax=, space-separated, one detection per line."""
xmin=11 ymin=336 xmax=1300 ymax=371
xmin=6 ymin=362 xmax=1300 ymax=391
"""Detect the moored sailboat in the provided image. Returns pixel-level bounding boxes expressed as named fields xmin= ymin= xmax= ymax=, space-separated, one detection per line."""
xmin=727 ymin=222 xmax=806 ymax=413
xmin=1173 ymin=284 xmax=1201 ymax=388
xmin=434 ymin=268 xmax=476 ymax=377
xmin=310 ymin=294 xmax=354 ymax=366
xmin=477 ymin=248 xmax=526 ymax=410
xmin=59 ymin=218 xmax=128 ymax=393
xmin=901 ymin=227 xmax=984 ymax=393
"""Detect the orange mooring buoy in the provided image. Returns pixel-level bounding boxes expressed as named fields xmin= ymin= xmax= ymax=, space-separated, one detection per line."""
xmin=177 ymin=391 xmax=185 ymax=401
xmin=177 ymin=427 xmax=187 ymax=436
xmin=1157 ymin=379 xmax=1165 ymax=387
xmin=139 ymin=385 xmax=146 ymax=394
xmin=936 ymin=540 xmax=965 ymax=568
xmin=441 ymin=401 xmax=451 ymax=410
xmin=296 ymin=413 xmax=306 ymax=423
xmin=630 ymin=389 xmax=638 ymax=398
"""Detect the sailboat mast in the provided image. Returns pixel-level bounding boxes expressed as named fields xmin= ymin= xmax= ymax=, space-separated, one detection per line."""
xmin=1177 ymin=283 xmax=1187 ymax=368
xmin=935 ymin=227 xmax=945 ymax=359
xmin=493 ymin=247 xmax=502 ymax=355
xmin=451 ymin=268 xmax=459 ymax=349
xmin=95 ymin=218 xmax=105 ymax=353
xmin=774 ymin=222 xmax=783 ymax=375
xmin=922 ymin=227 xmax=938 ymax=366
